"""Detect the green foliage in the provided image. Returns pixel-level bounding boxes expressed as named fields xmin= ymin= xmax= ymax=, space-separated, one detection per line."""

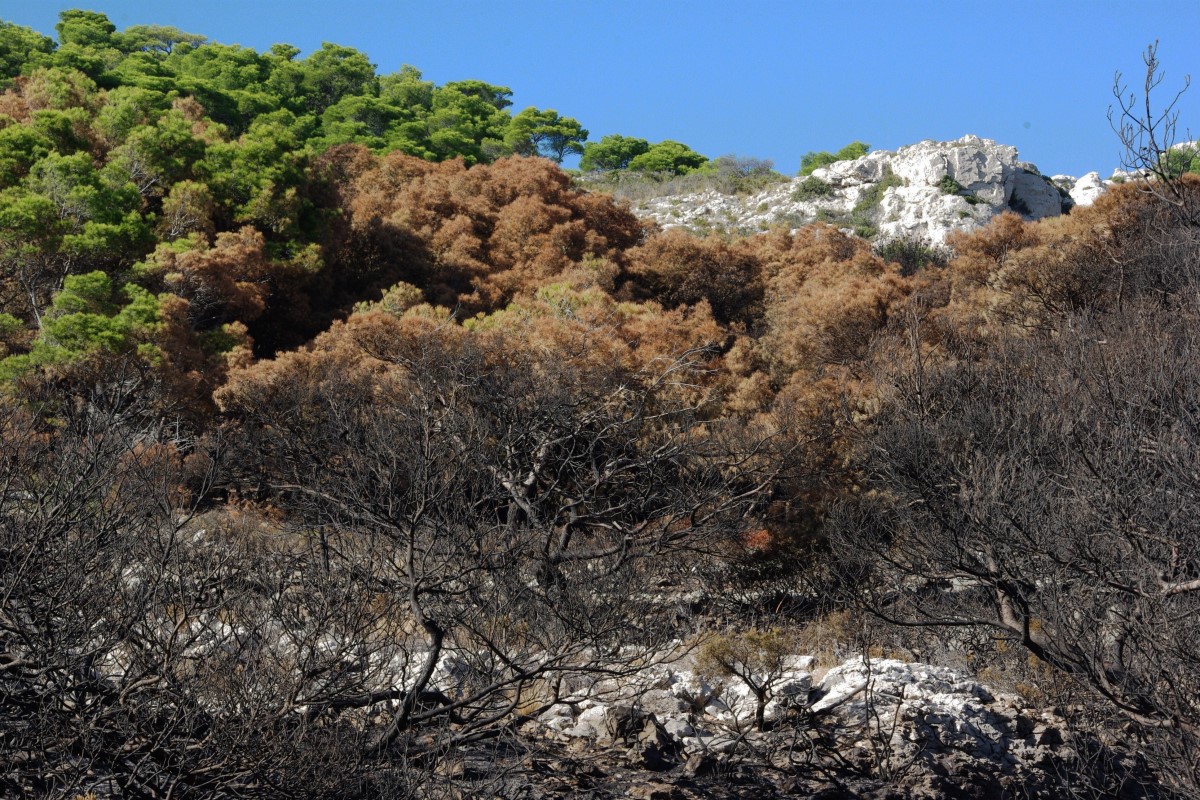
xmin=0 ymin=125 xmax=52 ymax=186
xmin=792 ymin=175 xmax=834 ymax=201
xmin=423 ymin=79 xmax=514 ymax=163
xmin=314 ymin=94 xmax=410 ymax=152
xmin=0 ymin=271 xmax=162 ymax=379
xmin=799 ymin=151 xmax=837 ymax=176
xmin=0 ymin=312 xmax=21 ymax=338
xmin=504 ymin=107 xmax=588 ymax=163
xmin=876 ymin=168 xmax=905 ymax=193
xmin=0 ymin=187 xmax=65 ymax=246
xmin=626 ymin=140 xmax=708 ymax=175
xmin=198 ymin=110 xmax=311 ymax=234
xmin=52 ymin=11 xmax=124 ymax=81
xmin=836 ymin=141 xmax=870 ymax=161
xmin=55 ymin=10 xmax=117 ymax=50
xmin=1 ymin=9 xmax=604 ymax=173
xmin=32 ymin=151 xmax=140 ymax=223
xmin=845 ymin=168 xmax=904 ymax=238
xmin=118 ymin=24 xmax=207 ymax=55
xmin=94 ymin=85 xmax=170 ymax=144
xmin=379 ymin=64 xmax=433 ymax=108
xmin=937 ymin=173 xmax=985 ymax=204
xmin=579 ymin=134 xmax=650 ymax=171
xmin=1159 ymin=143 xmax=1200 ymax=178
xmin=799 ymin=140 xmax=869 ymax=176
xmin=355 ymin=281 xmax=425 ymax=317
xmin=0 ymin=21 xmax=55 ymax=85
xmin=298 ymin=42 xmax=378 ymax=115
xmin=30 ymin=108 xmax=90 ymax=154
xmin=938 ymin=174 xmax=965 ymax=194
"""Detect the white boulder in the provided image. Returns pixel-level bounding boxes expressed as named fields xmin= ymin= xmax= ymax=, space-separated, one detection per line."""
xmin=1071 ymin=171 xmax=1108 ymax=207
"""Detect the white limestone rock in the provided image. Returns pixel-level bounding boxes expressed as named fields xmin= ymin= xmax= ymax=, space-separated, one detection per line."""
xmin=630 ymin=135 xmax=1084 ymax=244
xmin=667 ymin=669 xmax=720 ymax=709
xmin=876 ymin=185 xmax=988 ymax=243
xmin=637 ymin=688 xmax=690 ymax=717
xmin=567 ymin=705 xmax=610 ymax=739
xmin=538 ymin=703 xmax=575 ymax=731
xmin=1071 ymin=171 xmax=1108 ymax=207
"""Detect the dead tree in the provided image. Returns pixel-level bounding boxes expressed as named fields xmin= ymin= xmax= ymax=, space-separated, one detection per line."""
xmin=215 ymin=320 xmax=783 ymax=762
xmin=1109 ymin=41 xmax=1200 ymax=223
xmin=831 ymin=296 xmax=1200 ymax=795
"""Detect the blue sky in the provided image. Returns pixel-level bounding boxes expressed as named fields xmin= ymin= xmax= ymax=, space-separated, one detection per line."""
xmin=5 ymin=0 xmax=1200 ymax=176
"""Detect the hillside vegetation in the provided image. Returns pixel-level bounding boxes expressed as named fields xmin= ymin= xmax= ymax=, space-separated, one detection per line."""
xmin=1 ymin=11 xmax=1199 ymax=799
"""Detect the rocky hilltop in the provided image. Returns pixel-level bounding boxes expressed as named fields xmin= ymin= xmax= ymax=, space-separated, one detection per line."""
xmin=633 ymin=135 xmax=1120 ymax=243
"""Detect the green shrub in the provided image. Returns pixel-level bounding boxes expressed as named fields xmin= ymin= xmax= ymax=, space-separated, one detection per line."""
xmin=1157 ymin=144 xmax=1200 ymax=178
xmin=938 ymin=173 xmax=987 ymax=205
xmin=792 ymin=176 xmax=834 ymax=202
xmin=0 ymin=271 xmax=163 ymax=380
xmin=875 ymin=233 xmax=952 ymax=276
xmin=627 ymin=140 xmax=708 ymax=175
xmin=799 ymin=140 xmax=869 ymax=176
xmin=697 ymin=629 xmax=796 ymax=730
xmin=0 ymin=312 xmax=20 ymax=338
xmin=576 ymin=152 xmax=783 ymax=202
xmin=878 ymin=169 xmax=906 ymax=192
xmin=774 ymin=210 xmax=810 ymax=228
xmin=845 ymin=167 xmax=904 ymax=239
xmin=938 ymin=174 xmax=965 ymax=194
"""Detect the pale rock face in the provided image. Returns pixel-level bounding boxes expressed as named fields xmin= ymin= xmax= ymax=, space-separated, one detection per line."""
xmin=1011 ymin=169 xmax=1064 ymax=219
xmin=876 ymin=185 xmax=989 ymax=242
xmin=942 ymin=136 xmax=1018 ymax=205
xmin=1071 ymin=171 xmax=1108 ymax=206
xmin=632 ymin=135 xmax=1085 ymax=245
xmin=815 ymin=153 xmax=886 ymax=185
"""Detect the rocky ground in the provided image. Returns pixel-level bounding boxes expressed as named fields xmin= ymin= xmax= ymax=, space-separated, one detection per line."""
xmin=422 ymin=653 xmax=1157 ymax=799
xmin=629 ymin=135 xmax=1126 ymax=244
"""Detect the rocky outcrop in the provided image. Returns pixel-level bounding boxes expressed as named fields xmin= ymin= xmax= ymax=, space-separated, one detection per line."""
xmin=631 ymin=136 xmax=1111 ymax=244
xmin=1011 ymin=168 xmax=1066 ymax=218
xmin=523 ymin=654 xmax=1093 ymax=798
xmin=1053 ymin=170 xmax=1111 ymax=207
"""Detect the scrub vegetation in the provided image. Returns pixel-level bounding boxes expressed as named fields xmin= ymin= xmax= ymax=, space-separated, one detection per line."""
xmin=1 ymin=13 xmax=1199 ymax=798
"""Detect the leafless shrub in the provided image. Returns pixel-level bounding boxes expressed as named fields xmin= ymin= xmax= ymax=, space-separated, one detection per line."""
xmin=831 ymin=293 xmax=1200 ymax=796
